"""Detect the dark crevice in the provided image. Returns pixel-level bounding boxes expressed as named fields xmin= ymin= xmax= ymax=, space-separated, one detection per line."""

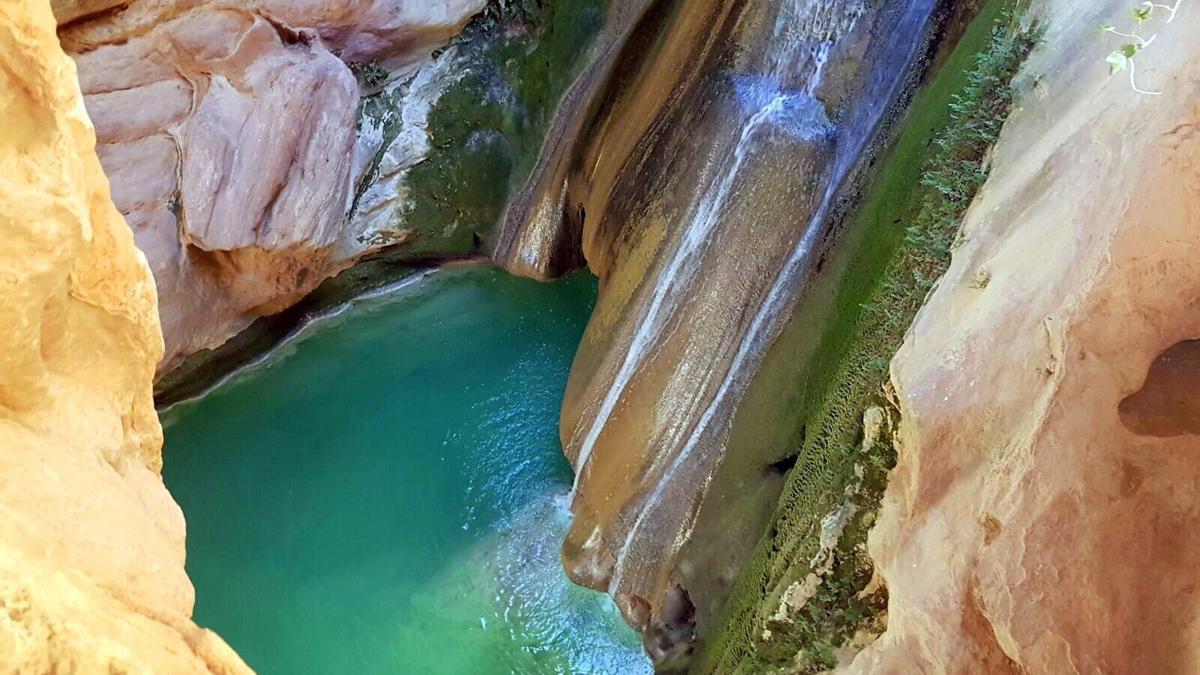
xmin=764 ymin=425 xmax=805 ymax=477
xmin=646 ymin=584 xmax=697 ymax=671
xmin=56 ymin=1 xmax=131 ymax=35
xmin=1119 ymin=339 xmax=1200 ymax=437
xmin=765 ymin=451 xmax=800 ymax=477
xmin=261 ymin=16 xmax=316 ymax=47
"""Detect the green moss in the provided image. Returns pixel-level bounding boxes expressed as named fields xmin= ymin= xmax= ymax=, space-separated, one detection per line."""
xmin=350 ymin=61 xmax=391 ymax=88
xmin=694 ymin=5 xmax=1039 ymax=673
xmin=400 ymin=0 xmax=608 ymax=254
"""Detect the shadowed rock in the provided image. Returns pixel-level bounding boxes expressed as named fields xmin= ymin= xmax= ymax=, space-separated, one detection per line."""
xmin=57 ymin=0 xmax=483 ymax=373
xmin=1119 ymin=340 xmax=1200 ymax=437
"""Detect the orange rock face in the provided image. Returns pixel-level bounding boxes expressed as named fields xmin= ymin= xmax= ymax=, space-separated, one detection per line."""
xmin=851 ymin=1 xmax=1200 ymax=671
xmin=0 ymin=1 xmax=248 ymax=671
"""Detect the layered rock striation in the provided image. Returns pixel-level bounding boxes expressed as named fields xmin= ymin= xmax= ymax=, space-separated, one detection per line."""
xmin=54 ymin=0 xmax=482 ymax=373
xmin=0 ymin=1 xmax=248 ymax=671
xmin=498 ymin=0 xmax=945 ymax=662
xmin=852 ymin=0 xmax=1200 ymax=670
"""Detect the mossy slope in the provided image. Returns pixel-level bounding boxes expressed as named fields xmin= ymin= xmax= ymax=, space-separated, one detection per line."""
xmin=694 ymin=5 xmax=1039 ymax=672
xmin=401 ymin=0 xmax=609 ymax=255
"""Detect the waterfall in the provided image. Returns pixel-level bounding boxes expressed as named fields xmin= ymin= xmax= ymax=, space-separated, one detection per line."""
xmin=605 ymin=0 xmax=941 ymax=594
xmin=570 ymin=0 xmax=873 ymax=496
xmin=571 ymin=94 xmax=789 ymax=493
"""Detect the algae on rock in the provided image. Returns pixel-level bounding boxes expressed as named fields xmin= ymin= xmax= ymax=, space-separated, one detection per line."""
xmin=695 ymin=6 xmax=1040 ymax=672
xmin=402 ymin=0 xmax=610 ymax=255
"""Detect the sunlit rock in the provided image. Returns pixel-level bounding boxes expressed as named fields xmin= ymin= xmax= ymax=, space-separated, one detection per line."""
xmin=0 ymin=1 xmax=248 ymax=671
xmin=851 ymin=0 xmax=1200 ymax=670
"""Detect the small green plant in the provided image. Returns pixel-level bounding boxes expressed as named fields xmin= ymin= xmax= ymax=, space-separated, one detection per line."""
xmin=352 ymin=61 xmax=390 ymax=89
xmin=1100 ymin=1 xmax=1184 ymax=95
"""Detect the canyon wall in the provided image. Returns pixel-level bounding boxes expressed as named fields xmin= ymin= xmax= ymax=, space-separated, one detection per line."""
xmin=55 ymin=0 xmax=483 ymax=373
xmin=0 ymin=1 xmax=247 ymax=671
xmin=852 ymin=0 xmax=1200 ymax=671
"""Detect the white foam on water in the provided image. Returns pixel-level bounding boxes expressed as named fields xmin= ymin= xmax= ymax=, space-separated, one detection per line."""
xmin=404 ymin=490 xmax=652 ymax=674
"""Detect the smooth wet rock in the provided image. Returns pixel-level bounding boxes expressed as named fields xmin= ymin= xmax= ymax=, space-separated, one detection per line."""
xmin=59 ymin=0 xmax=482 ymax=373
xmin=498 ymin=0 xmax=940 ymax=659
xmin=850 ymin=0 xmax=1200 ymax=671
xmin=0 ymin=2 xmax=248 ymax=671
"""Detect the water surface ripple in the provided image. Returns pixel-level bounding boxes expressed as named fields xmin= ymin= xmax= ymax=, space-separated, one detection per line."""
xmin=163 ymin=267 xmax=650 ymax=674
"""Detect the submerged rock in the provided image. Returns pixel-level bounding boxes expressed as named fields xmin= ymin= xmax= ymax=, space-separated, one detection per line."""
xmin=56 ymin=0 xmax=483 ymax=373
xmin=0 ymin=1 xmax=248 ymax=671
xmin=853 ymin=0 xmax=1200 ymax=671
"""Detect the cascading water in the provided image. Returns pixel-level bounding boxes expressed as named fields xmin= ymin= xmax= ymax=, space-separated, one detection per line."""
xmin=536 ymin=0 xmax=945 ymax=649
xmin=571 ymin=0 xmax=864 ymax=498
xmin=571 ymin=94 xmax=793 ymax=494
xmin=607 ymin=0 xmax=941 ymax=596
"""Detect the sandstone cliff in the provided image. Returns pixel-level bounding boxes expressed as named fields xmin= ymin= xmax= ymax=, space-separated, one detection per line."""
xmin=0 ymin=1 xmax=248 ymax=671
xmin=54 ymin=0 xmax=482 ymax=373
xmin=852 ymin=0 xmax=1200 ymax=670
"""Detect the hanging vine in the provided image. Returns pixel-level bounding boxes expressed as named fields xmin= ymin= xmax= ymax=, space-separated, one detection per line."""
xmin=1100 ymin=0 xmax=1184 ymax=95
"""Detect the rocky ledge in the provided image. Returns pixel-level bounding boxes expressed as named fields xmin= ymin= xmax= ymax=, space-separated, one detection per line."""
xmin=54 ymin=0 xmax=483 ymax=373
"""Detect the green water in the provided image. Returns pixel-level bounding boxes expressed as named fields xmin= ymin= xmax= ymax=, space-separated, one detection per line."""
xmin=162 ymin=267 xmax=650 ymax=675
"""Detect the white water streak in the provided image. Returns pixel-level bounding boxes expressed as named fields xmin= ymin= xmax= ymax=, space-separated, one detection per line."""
xmin=570 ymin=0 xmax=866 ymax=498
xmin=609 ymin=0 xmax=938 ymax=594
xmin=570 ymin=94 xmax=788 ymax=494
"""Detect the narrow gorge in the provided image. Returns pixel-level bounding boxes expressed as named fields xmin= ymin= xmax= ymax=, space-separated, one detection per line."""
xmin=2 ymin=0 xmax=1198 ymax=673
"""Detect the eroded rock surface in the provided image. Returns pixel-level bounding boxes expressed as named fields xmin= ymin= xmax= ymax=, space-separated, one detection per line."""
xmin=0 ymin=2 xmax=248 ymax=671
xmin=56 ymin=0 xmax=482 ymax=372
xmin=500 ymin=0 xmax=942 ymax=662
xmin=852 ymin=0 xmax=1200 ymax=671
